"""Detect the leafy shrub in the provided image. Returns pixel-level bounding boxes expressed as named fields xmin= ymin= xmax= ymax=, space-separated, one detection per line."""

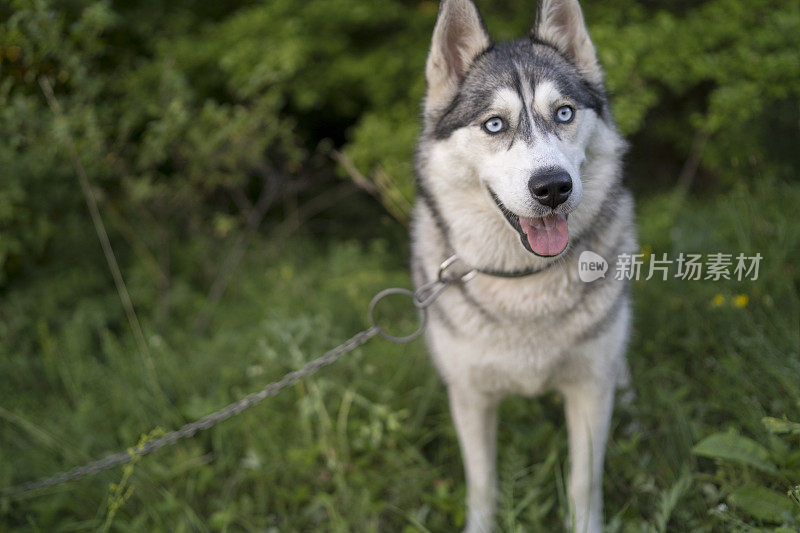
xmin=2 ymin=0 xmax=799 ymax=282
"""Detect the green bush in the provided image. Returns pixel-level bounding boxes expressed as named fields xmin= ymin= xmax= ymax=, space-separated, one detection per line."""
xmin=2 ymin=0 xmax=799 ymax=283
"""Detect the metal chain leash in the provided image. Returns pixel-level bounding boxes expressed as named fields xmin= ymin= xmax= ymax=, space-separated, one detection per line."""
xmin=2 ymin=255 xmax=476 ymax=498
xmin=3 ymin=327 xmax=378 ymax=497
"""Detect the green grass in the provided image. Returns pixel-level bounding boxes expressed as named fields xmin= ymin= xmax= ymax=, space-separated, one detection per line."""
xmin=1 ymin=181 xmax=799 ymax=531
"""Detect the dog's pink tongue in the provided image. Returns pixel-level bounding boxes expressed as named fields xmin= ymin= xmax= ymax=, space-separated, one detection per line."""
xmin=519 ymin=214 xmax=569 ymax=256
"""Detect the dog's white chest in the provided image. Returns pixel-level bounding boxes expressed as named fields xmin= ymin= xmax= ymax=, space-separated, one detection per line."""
xmin=426 ymin=279 xmax=582 ymax=396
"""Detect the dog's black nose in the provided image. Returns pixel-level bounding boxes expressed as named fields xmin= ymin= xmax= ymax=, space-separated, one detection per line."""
xmin=528 ymin=168 xmax=572 ymax=209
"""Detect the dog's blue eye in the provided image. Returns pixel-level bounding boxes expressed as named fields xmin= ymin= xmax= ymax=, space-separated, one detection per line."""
xmin=555 ymin=106 xmax=575 ymax=124
xmin=482 ymin=117 xmax=505 ymax=134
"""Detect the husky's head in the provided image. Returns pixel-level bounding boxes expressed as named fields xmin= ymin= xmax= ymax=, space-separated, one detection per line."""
xmin=419 ymin=0 xmax=623 ymax=262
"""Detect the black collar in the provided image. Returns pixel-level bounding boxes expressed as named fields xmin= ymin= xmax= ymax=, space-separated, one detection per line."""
xmin=442 ymin=252 xmax=562 ymax=281
xmin=473 ymin=261 xmax=558 ymax=278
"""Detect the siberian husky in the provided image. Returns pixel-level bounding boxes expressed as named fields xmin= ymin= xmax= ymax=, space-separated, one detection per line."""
xmin=410 ymin=1 xmax=637 ymax=531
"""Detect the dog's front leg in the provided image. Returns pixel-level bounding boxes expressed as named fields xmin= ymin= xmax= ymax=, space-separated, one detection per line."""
xmin=561 ymin=382 xmax=614 ymax=533
xmin=448 ymin=386 xmax=499 ymax=533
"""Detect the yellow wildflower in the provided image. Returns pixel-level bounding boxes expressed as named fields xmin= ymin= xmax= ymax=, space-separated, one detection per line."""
xmin=712 ymin=294 xmax=725 ymax=307
xmin=733 ymin=294 xmax=749 ymax=308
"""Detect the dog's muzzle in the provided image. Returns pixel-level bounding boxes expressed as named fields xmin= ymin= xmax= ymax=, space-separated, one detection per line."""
xmin=488 ymin=188 xmax=569 ymax=257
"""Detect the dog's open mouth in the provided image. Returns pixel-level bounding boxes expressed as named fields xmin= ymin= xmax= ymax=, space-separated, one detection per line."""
xmin=489 ymin=189 xmax=569 ymax=257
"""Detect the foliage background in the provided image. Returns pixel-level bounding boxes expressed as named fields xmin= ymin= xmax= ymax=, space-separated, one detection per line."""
xmin=1 ymin=0 xmax=798 ymax=531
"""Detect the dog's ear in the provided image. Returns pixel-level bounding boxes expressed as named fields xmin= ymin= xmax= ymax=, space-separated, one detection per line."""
xmin=532 ymin=0 xmax=602 ymax=83
xmin=425 ymin=0 xmax=491 ymax=112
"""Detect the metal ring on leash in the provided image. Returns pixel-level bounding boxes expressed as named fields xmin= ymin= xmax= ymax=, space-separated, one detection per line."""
xmin=437 ymin=254 xmax=477 ymax=283
xmin=412 ymin=279 xmax=445 ymax=308
xmin=368 ymin=288 xmax=427 ymax=343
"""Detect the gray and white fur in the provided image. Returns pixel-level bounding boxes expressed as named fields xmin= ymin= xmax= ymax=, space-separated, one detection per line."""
xmin=410 ymin=1 xmax=637 ymax=531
